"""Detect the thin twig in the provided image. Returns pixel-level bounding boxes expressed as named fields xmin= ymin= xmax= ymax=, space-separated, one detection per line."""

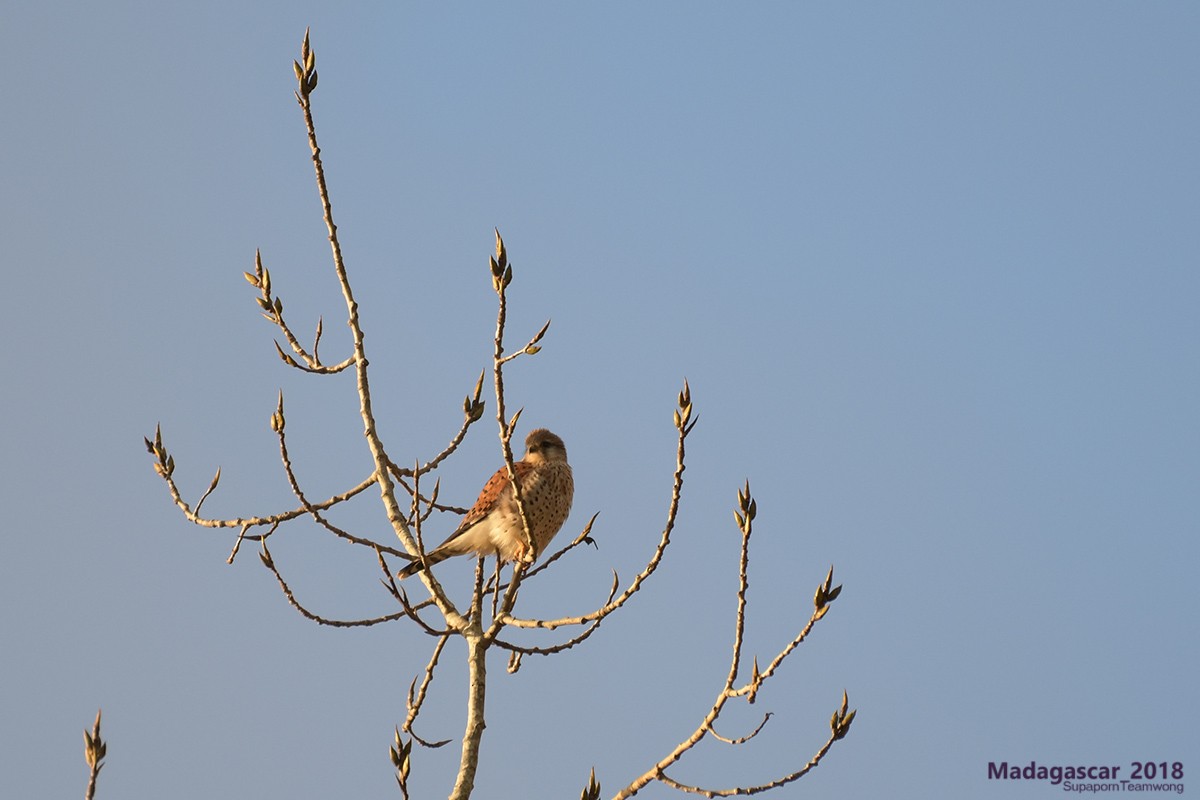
xmin=83 ymin=709 xmax=106 ymax=800
xmin=410 ymin=459 xmax=427 ymax=565
xmin=708 ymin=713 xmax=772 ymax=746
xmin=248 ymin=248 xmax=354 ymax=374
xmin=521 ymin=512 xmax=600 ymax=579
xmin=491 ymin=614 xmax=605 ymax=656
xmin=387 ymin=370 xmax=486 ymax=485
xmin=375 ymin=548 xmax=452 ymax=637
xmin=404 ymin=635 xmax=453 ymax=748
xmin=654 ymin=731 xmax=839 ymax=797
xmin=275 ymin=397 xmax=412 ymax=558
xmin=259 ymin=542 xmax=407 ymax=628
xmin=146 ymin=427 xmax=381 ymax=538
xmin=482 ymin=513 xmax=600 ymax=600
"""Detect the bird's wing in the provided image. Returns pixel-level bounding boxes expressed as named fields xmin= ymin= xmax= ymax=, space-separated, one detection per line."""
xmin=434 ymin=460 xmax=535 ymax=548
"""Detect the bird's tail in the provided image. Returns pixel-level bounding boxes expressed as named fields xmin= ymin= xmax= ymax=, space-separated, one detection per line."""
xmin=396 ymin=550 xmax=451 ymax=579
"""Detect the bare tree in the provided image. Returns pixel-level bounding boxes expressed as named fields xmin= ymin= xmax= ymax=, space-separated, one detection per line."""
xmin=142 ymin=30 xmax=854 ymax=800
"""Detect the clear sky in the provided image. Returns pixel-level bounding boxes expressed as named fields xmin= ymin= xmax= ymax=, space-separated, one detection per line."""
xmin=2 ymin=3 xmax=1196 ymax=798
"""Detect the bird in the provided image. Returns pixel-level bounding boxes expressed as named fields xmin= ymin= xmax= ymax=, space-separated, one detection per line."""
xmin=398 ymin=428 xmax=574 ymax=579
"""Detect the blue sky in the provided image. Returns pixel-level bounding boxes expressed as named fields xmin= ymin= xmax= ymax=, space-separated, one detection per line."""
xmin=2 ymin=3 xmax=1197 ymax=798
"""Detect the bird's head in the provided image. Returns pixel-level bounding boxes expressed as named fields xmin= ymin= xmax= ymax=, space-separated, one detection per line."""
xmin=523 ymin=428 xmax=568 ymax=465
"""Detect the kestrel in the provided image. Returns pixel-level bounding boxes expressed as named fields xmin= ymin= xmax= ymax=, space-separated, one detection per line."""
xmin=398 ymin=428 xmax=574 ymax=579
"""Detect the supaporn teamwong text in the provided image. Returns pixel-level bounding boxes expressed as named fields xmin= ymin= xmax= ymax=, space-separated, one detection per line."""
xmin=988 ymin=761 xmax=1184 ymax=794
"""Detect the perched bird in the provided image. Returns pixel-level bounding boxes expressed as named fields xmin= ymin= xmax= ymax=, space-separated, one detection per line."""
xmin=398 ymin=428 xmax=574 ymax=579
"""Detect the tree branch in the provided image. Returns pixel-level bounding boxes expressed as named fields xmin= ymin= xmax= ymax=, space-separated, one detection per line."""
xmin=144 ymin=425 xmax=389 ymax=549
xmin=404 ymin=635 xmax=453 ymax=748
xmin=612 ymin=484 xmax=853 ymax=799
xmin=259 ymin=541 xmax=408 ymax=628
